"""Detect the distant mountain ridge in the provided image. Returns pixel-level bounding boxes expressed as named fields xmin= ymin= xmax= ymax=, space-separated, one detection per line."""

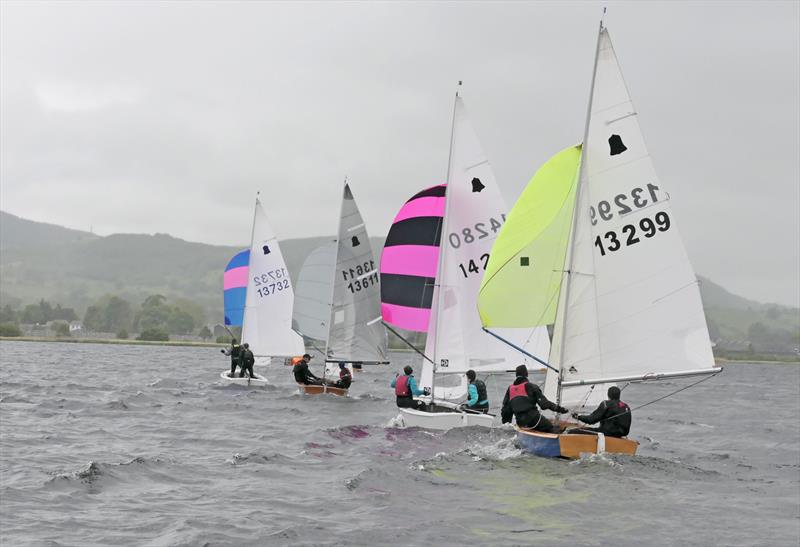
xmin=1 ymin=210 xmax=797 ymax=353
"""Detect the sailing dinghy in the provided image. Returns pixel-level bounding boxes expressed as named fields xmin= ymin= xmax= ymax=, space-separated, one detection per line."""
xmin=381 ymin=93 xmax=550 ymax=429
xmin=220 ymin=197 xmax=305 ymax=384
xmin=478 ymin=23 xmax=721 ymax=458
xmin=295 ymin=182 xmax=388 ymax=396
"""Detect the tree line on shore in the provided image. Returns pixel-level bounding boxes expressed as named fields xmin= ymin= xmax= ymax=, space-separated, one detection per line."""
xmin=0 ymin=295 xmax=213 ymax=341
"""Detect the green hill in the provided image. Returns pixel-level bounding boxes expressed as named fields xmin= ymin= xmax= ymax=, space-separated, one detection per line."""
xmin=1 ymin=210 xmax=796 ymax=355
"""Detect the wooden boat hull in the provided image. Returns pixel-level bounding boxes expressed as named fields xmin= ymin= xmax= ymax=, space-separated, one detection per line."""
xmin=516 ymin=425 xmax=638 ymax=459
xmin=398 ymin=401 xmax=495 ymax=430
xmin=297 ymin=384 xmax=348 ymax=397
xmin=219 ymin=370 xmax=268 ymax=386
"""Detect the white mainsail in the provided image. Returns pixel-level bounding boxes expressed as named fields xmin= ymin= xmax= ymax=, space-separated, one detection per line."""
xmin=241 ymin=198 xmax=305 ymax=357
xmin=423 ymin=95 xmax=550 ymax=400
xmin=326 ymin=183 xmax=388 ymax=363
xmin=545 ymin=26 xmax=719 ymax=409
xmin=294 ymin=241 xmax=337 ymax=343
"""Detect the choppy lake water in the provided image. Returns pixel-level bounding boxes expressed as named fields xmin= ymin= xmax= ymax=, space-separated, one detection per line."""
xmin=1 ymin=341 xmax=798 ymax=546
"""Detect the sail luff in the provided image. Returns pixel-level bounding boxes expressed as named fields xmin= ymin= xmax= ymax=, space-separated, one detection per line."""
xmin=423 ymin=90 xmax=460 ymax=399
xmin=550 ymin=22 xmax=606 ymax=407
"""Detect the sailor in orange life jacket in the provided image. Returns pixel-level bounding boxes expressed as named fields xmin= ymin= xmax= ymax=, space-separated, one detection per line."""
xmin=501 ymin=364 xmax=568 ymax=432
xmin=390 ymin=365 xmax=429 ymax=411
xmin=292 ymin=354 xmax=322 ymax=385
xmin=569 ymin=386 xmax=632 ymax=438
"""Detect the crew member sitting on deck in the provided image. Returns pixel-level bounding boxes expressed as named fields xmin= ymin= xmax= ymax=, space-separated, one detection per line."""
xmin=336 ymin=362 xmax=352 ymax=389
xmin=569 ymin=386 xmax=631 ymax=438
xmin=239 ymin=343 xmax=256 ymax=378
xmin=501 ymin=365 xmax=568 ymax=432
xmin=391 ymin=365 xmax=429 ymax=411
xmin=221 ymin=338 xmax=242 ymax=378
xmin=463 ymin=369 xmax=489 ymax=413
xmin=293 ymin=354 xmax=321 ymax=385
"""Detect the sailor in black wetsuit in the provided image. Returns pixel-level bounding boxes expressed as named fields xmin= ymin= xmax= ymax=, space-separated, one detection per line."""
xmin=570 ymin=386 xmax=632 ymax=438
xmin=221 ymin=338 xmax=242 ymax=377
xmin=239 ymin=343 xmax=256 ymax=378
xmin=293 ymin=354 xmax=321 ymax=385
xmin=501 ymin=365 xmax=568 ymax=432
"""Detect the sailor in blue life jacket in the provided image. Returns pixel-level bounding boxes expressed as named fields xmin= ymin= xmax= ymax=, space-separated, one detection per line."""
xmin=390 ymin=365 xmax=429 ymax=411
xmin=239 ymin=343 xmax=256 ymax=378
xmin=221 ymin=338 xmax=242 ymax=378
xmin=569 ymin=386 xmax=632 ymax=438
xmin=462 ymin=369 xmax=489 ymax=413
xmin=501 ymin=364 xmax=568 ymax=432
xmin=336 ymin=362 xmax=352 ymax=389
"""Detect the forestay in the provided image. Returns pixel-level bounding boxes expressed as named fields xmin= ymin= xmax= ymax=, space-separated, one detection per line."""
xmin=241 ymin=199 xmax=305 ymax=357
xmin=327 ymin=183 xmax=388 ymax=363
xmin=423 ymin=96 xmax=547 ymax=400
xmin=545 ymin=27 xmax=717 ymax=409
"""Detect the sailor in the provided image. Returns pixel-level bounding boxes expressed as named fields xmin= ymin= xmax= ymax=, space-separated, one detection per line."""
xmin=463 ymin=369 xmax=489 ymax=413
xmin=390 ymin=365 xmax=429 ymax=411
xmin=336 ymin=362 xmax=352 ymax=389
xmin=239 ymin=343 xmax=256 ymax=379
xmin=221 ymin=338 xmax=242 ymax=378
xmin=293 ymin=354 xmax=321 ymax=385
xmin=501 ymin=364 xmax=568 ymax=432
xmin=570 ymin=386 xmax=632 ymax=438
xmin=289 ymin=355 xmax=305 ymax=366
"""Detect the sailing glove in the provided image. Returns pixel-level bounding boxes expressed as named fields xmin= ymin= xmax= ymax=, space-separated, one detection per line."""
xmin=556 ymin=406 xmax=568 ymax=414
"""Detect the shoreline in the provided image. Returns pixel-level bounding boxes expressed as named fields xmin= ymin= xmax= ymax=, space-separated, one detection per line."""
xmin=1 ymin=336 xmax=797 ymax=363
xmin=0 ymin=336 xmax=221 ymax=348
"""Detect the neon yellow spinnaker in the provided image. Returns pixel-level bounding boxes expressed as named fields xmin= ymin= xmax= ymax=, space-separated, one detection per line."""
xmin=478 ymin=144 xmax=581 ymax=327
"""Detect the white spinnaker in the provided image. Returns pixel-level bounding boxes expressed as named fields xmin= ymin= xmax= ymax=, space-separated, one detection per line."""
xmin=241 ymin=199 xmax=305 ymax=357
xmin=294 ymin=242 xmax=337 ymax=343
xmin=423 ymin=96 xmax=549 ymax=401
xmin=327 ymin=183 xmax=388 ymax=363
xmin=544 ymin=27 xmax=715 ymax=410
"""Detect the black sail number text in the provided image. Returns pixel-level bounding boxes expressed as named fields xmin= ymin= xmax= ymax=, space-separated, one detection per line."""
xmin=594 ymin=212 xmax=671 ymax=256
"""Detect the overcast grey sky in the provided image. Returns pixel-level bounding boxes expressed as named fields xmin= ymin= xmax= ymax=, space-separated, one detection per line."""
xmin=1 ymin=1 xmax=798 ymax=306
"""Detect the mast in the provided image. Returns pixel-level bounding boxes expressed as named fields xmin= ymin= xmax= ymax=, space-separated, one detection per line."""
xmin=430 ymin=82 xmax=461 ymax=405
xmin=554 ymin=23 xmax=604 ymax=408
xmin=322 ymin=178 xmax=348 ymax=383
xmin=242 ymin=193 xmax=260 ymax=349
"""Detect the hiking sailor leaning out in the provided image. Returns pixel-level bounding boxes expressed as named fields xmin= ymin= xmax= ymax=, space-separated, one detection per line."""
xmin=391 ymin=365 xmax=429 ymax=411
xmin=501 ymin=364 xmax=568 ymax=432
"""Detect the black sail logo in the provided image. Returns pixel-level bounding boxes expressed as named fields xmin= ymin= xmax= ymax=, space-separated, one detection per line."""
xmin=609 ymin=134 xmax=627 ymax=156
xmin=471 ymin=177 xmax=485 ymax=193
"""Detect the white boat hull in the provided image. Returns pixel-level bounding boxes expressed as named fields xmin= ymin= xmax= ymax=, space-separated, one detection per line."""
xmin=397 ymin=401 xmax=495 ymax=430
xmin=219 ymin=370 xmax=268 ymax=386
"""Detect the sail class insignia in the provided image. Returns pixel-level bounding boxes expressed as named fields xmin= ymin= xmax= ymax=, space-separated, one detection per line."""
xmin=608 ymin=134 xmax=627 ymax=156
xmin=471 ymin=177 xmax=485 ymax=193
xmin=262 ymin=245 xmax=271 ymax=255
xmin=351 ymin=236 xmax=360 ymax=247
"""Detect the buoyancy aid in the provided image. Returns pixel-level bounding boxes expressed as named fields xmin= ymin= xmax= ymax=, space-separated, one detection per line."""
xmin=474 ymin=379 xmax=488 ymax=404
xmin=291 ymin=356 xmax=303 ymax=366
xmin=604 ymin=400 xmax=632 ymax=437
xmin=395 ymin=375 xmax=411 ymax=397
xmin=507 ymin=379 xmax=537 ymax=416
